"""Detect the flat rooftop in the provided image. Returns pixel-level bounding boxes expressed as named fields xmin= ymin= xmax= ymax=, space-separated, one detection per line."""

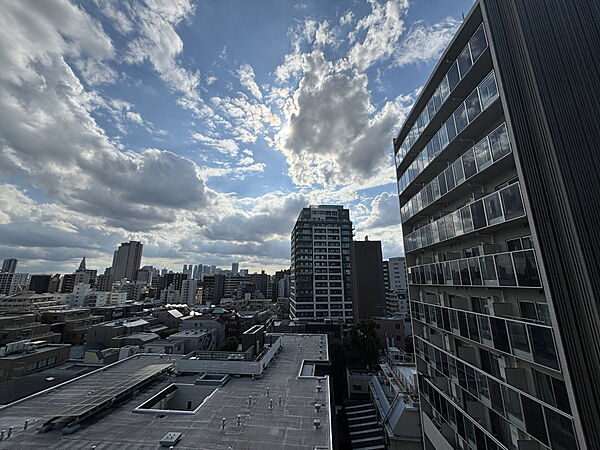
xmin=0 ymin=334 xmax=332 ymax=449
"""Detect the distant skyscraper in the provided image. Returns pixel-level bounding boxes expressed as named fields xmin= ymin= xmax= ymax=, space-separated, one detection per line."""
xmin=290 ymin=205 xmax=353 ymax=322
xmin=192 ymin=264 xmax=201 ymax=279
xmin=394 ymin=2 xmax=600 ymax=447
xmin=231 ymin=262 xmax=239 ymax=274
xmin=181 ymin=279 xmax=199 ymax=306
xmin=349 ymin=238 xmax=386 ymax=321
xmin=111 ymin=241 xmax=143 ymax=281
xmin=1 ymin=259 xmax=17 ymax=273
xmin=29 ymin=274 xmax=51 ymax=294
xmin=383 ymin=257 xmax=408 ymax=316
xmin=182 ymin=264 xmax=193 ymax=278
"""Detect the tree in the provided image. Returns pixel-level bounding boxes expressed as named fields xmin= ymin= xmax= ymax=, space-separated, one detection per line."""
xmin=218 ymin=336 xmax=240 ymax=351
xmin=348 ymin=320 xmax=382 ymax=370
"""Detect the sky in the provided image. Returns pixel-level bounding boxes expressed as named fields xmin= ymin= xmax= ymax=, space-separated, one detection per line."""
xmin=0 ymin=0 xmax=474 ymax=275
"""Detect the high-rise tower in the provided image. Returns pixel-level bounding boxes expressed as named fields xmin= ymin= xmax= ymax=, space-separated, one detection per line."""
xmin=290 ymin=205 xmax=353 ymax=323
xmin=111 ymin=241 xmax=143 ymax=282
xmin=394 ymin=2 xmax=600 ymax=449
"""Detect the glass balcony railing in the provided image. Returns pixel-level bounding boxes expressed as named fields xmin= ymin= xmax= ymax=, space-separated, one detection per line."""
xmin=404 ymin=181 xmax=525 ymax=252
xmin=407 ymin=248 xmax=541 ymax=289
xmin=395 ymin=24 xmax=489 ymax=165
xmin=397 ymin=70 xmax=500 ymax=195
xmin=401 ymin=123 xmax=512 ymax=222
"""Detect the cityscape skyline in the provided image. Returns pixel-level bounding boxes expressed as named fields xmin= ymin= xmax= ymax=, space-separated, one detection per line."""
xmin=0 ymin=0 xmax=474 ymax=275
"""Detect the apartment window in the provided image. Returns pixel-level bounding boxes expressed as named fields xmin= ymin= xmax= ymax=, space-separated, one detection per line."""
xmin=454 ymin=103 xmax=469 ymax=133
xmin=478 ymin=316 xmax=493 ymax=346
xmin=545 ymin=407 xmax=576 ymax=450
xmin=480 ymin=256 xmax=498 ymax=286
xmin=489 ymin=123 xmax=511 ymax=161
xmin=474 ymin=138 xmax=492 ymax=170
xmin=470 ymin=199 xmax=487 ymax=230
xmin=447 ymin=61 xmax=460 ymax=90
xmin=522 ymin=396 xmax=549 ymax=445
xmin=494 ymin=254 xmax=517 ymax=286
xmin=479 ymin=72 xmax=499 ymax=109
xmin=508 ymin=321 xmax=531 ymax=360
xmin=529 ymin=325 xmax=559 ymax=370
xmin=513 ymin=250 xmax=540 ymax=286
xmin=469 ymin=258 xmax=483 ymax=285
xmin=469 ymin=25 xmax=488 ymax=61
xmin=460 ymin=206 xmax=474 ymax=233
xmin=490 ymin=317 xmax=511 ymax=353
xmin=465 ymin=90 xmax=482 ymax=122
xmin=484 ymin=192 xmax=504 ymax=226
xmin=503 ymin=385 xmax=525 ymax=426
xmin=462 ymin=148 xmax=477 ymax=179
xmin=453 ymin=158 xmax=465 ymax=184
xmin=457 ymin=45 xmax=473 ymax=77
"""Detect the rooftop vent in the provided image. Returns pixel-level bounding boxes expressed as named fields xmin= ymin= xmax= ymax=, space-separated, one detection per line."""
xmin=159 ymin=431 xmax=182 ymax=447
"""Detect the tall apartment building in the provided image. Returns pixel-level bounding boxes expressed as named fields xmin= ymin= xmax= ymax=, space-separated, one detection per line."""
xmin=394 ymin=2 xmax=600 ymax=449
xmin=290 ymin=205 xmax=353 ymax=322
xmin=1 ymin=259 xmax=17 ymax=273
xmin=111 ymin=241 xmax=143 ymax=281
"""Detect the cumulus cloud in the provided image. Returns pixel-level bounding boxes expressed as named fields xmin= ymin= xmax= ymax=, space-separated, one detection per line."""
xmin=192 ymin=132 xmax=240 ymax=156
xmin=276 ymin=51 xmax=410 ymax=186
xmin=360 ymin=191 xmax=401 ymax=229
xmin=0 ymin=0 xmax=213 ymax=231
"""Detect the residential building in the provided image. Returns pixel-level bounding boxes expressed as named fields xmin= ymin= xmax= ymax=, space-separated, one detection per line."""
xmin=231 ymin=262 xmax=239 ymax=274
xmin=0 ymin=314 xmax=62 ymax=346
xmin=1 ymin=258 xmax=17 ymax=274
xmin=201 ymin=274 xmax=225 ymax=305
xmin=350 ymin=238 xmax=386 ymax=321
xmin=290 ymin=205 xmax=353 ymax=322
xmin=394 ymin=3 xmax=598 ymax=448
xmin=0 ymin=341 xmax=71 ymax=382
xmin=47 ymin=274 xmax=61 ymax=293
xmin=40 ymin=309 xmax=103 ymax=345
xmin=28 ymin=274 xmax=51 ymax=294
xmin=60 ymin=273 xmax=76 ymax=293
xmin=271 ymin=269 xmax=290 ymax=300
xmin=0 ymin=292 xmax=61 ymax=312
xmin=111 ymin=241 xmax=143 ymax=281
xmin=0 ymin=273 xmax=31 ymax=296
xmin=95 ymin=268 xmax=113 ymax=291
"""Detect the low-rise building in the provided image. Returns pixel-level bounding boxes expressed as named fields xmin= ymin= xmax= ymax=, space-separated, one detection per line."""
xmin=167 ymin=328 xmax=218 ymax=353
xmin=0 ymin=313 xmax=62 ymax=346
xmin=0 ymin=292 xmax=62 ymax=312
xmin=0 ymin=273 xmax=30 ymax=296
xmin=0 ymin=341 xmax=71 ymax=382
xmin=41 ymin=309 xmax=103 ymax=345
xmin=86 ymin=318 xmax=151 ymax=347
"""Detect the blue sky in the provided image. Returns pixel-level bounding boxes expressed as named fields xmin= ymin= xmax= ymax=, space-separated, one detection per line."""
xmin=0 ymin=0 xmax=473 ymax=274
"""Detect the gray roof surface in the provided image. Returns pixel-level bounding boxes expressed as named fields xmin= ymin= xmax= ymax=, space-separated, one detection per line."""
xmin=0 ymin=334 xmax=331 ymax=449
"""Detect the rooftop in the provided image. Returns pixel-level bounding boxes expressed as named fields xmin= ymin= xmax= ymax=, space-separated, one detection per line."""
xmin=0 ymin=334 xmax=332 ymax=449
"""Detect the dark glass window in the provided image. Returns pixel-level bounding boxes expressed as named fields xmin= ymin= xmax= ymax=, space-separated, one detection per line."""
xmin=438 ymin=217 xmax=447 ymax=241
xmin=451 ymin=261 xmax=461 ymax=285
xmin=478 ymin=315 xmax=492 ymax=342
xmin=470 ymin=199 xmax=487 ymax=230
xmin=507 ymin=238 xmax=523 ymax=251
xmin=459 ymin=260 xmax=471 ymax=285
xmin=453 ymin=159 xmax=465 ymax=184
xmin=488 ymin=379 xmax=504 ymax=415
xmin=508 ymin=321 xmax=531 ymax=358
xmin=465 ymin=90 xmax=482 ymax=122
xmin=552 ymin=378 xmax=572 ymax=415
xmin=489 ymin=123 xmax=511 ymax=160
xmin=503 ymin=385 xmax=524 ymax=423
xmin=469 ymin=258 xmax=483 ymax=285
xmin=469 ymin=25 xmax=488 ymax=62
xmin=529 ymin=325 xmax=559 ymax=370
xmin=462 ymin=149 xmax=477 ymax=179
xmin=500 ymin=183 xmax=525 ymax=220
xmin=458 ymin=311 xmax=469 ymax=338
xmin=490 ymin=317 xmax=511 ymax=353
xmin=484 ymin=192 xmax=503 ymax=226
xmin=454 ymin=103 xmax=469 ymax=133
xmin=477 ymin=371 xmax=490 ymax=400
xmin=474 ymin=138 xmax=492 ymax=170
xmin=477 ymin=258 xmax=496 ymax=288
xmin=438 ymin=124 xmax=449 ymax=148
xmin=445 ymin=166 xmax=455 ymax=190
xmin=445 ymin=214 xmax=455 ymax=238
xmin=460 ymin=206 xmax=474 ymax=233
xmin=521 ymin=396 xmax=549 ymax=445
xmin=446 ymin=116 xmax=457 ymax=142
xmin=494 ymin=253 xmax=517 ymax=286
xmin=438 ymin=173 xmax=447 ymax=196
xmin=533 ymin=369 xmax=556 ymax=406
xmin=479 ymin=71 xmax=499 ymax=109
xmin=447 ymin=61 xmax=460 ymax=91
xmin=467 ymin=314 xmax=480 ymax=342
xmin=545 ymin=407 xmax=576 ymax=450
xmin=513 ymin=250 xmax=541 ymax=287
xmin=457 ymin=46 xmax=473 ymax=78
xmin=522 ymin=236 xmax=533 ymax=249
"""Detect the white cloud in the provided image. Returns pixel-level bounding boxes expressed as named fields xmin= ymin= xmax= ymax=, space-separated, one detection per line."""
xmin=394 ymin=18 xmax=460 ymax=67
xmin=340 ymin=11 xmax=355 ymax=26
xmin=237 ymin=63 xmax=263 ymax=100
xmin=347 ymin=0 xmax=409 ymax=72
xmin=276 ymin=50 xmax=410 ymax=186
xmin=191 ymin=132 xmax=240 ymax=156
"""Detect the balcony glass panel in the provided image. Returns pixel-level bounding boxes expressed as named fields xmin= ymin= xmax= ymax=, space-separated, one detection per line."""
xmin=480 ymin=256 xmax=498 ymax=286
xmin=513 ymin=250 xmax=541 ymax=286
xmin=466 ymin=90 xmax=482 ymax=122
xmin=469 ymin=258 xmax=483 ymax=285
xmin=495 ymin=253 xmax=517 ymax=286
xmin=508 ymin=321 xmax=532 ymax=360
xmin=489 ymin=124 xmax=511 ymax=162
xmin=500 ymin=183 xmax=525 ymax=221
xmin=451 ymin=261 xmax=461 ymax=285
xmin=453 ymin=159 xmax=465 ymax=184
xmin=459 ymin=260 xmax=471 ymax=285
xmin=490 ymin=317 xmax=511 ymax=353
xmin=522 ymin=396 xmax=549 ymax=445
xmin=458 ymin=46 xmax=473 ymax=78
xmin=478 ymin=315 xmax=493 ymax=346
xmin=545 ymin=407 xmax=576 ymax=450
xmin=474 ymin=138 xmax=492 ymax=170
xmin=469 ymin=25 xmax=488 ymax=61
xmin=484 ymin=192 xmax=504 ymax=226
xmin=479 ymin=71 xmax=499 ymax=109
xmin=446 ymin=116 xmax=457 ymax=142
xmin=438 ymin=172 xmax=448 ymax=196
xmin=447 ymin=61 xmax=460 ymax=91
xmin=460 ymin=206 xmax=474 ymax=233
xmin=462 ymin=148 xmax=478 ymax=179
xmin=529 ymin=325 xmax=559 ymax=370
xmin=454 ymin=103 xmax=469 ymax=133
xmin=470 ymin=199 xmax=487 ymax=230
